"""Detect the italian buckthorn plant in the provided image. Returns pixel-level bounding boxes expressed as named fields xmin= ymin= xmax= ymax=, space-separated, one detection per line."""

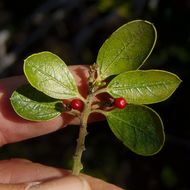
xmin=10 ymin=20 xmax=181 ymax=175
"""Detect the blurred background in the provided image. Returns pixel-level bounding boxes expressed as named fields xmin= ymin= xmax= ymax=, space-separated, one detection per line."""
xmin=0 ymin=0 xmax=189 ymax=189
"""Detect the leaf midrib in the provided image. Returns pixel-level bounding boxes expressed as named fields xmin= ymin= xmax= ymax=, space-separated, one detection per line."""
xmin=109 ymin=80 xmax=175 ymax=92
xmin=15 ymin=95 xmax=60 ymax=109
xmin=108 ymin=113 xmax=156 ymax=138
xmin=100 ymin=36 xmax=131 ymax=78
xmin=28 ymin=64 xmax=74 ymax=91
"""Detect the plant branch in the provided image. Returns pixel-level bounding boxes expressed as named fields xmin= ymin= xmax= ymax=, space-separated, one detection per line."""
xmin=72 ymin=65 xmax=106 ymax=175
xmin=72 ymin=92 xmax=93 ymax=175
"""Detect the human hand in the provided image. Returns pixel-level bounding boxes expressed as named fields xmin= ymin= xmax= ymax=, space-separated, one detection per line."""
xmin=0 ymin=65 xmax=124 ymax=190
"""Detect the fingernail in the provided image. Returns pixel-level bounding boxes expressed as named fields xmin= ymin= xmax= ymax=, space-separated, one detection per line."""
xmin=25 ymin=182 xmax=41 ymax=190
xmin=26 ymin=176 xmax=91 ymax=190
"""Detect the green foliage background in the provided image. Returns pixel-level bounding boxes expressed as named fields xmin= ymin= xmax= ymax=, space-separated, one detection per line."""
xmin=0 ymin=0 xmax=189 ymax=190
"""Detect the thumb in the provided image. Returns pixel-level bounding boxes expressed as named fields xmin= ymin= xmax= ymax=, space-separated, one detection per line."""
xmin=26 ymin=176 xmax=91 ymax=190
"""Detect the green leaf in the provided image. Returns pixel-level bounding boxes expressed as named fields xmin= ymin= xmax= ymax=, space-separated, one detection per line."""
xmin=24 ymin=51 xmax=79 ymax=99
xmin=96 ymin=20 xmax=157 ymax=80
xmin=107 ymin=70 xmax=181 ymax=104
xmin=10 ymin=84 xmax=64 ymax=121
xmin=105 ymin=104 xmax=165 ymax=155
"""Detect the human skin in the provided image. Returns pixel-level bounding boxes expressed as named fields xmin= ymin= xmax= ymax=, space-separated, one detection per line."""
xmin=0 ymin=65 xmax=124 ymax=190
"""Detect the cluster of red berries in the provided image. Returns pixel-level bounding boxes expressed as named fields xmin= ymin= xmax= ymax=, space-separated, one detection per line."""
xmin=70 ymin=97 xmax=127 ymax=111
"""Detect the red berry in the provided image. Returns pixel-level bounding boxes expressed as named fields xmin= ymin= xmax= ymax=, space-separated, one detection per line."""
xmin=115 ymin=97 xmax=127 ymax=109
xmin=71 ymin=99 xmax=84 ymax=111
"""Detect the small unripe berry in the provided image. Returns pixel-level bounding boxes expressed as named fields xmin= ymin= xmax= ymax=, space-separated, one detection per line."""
xmin=115 ymin=97 xmax=127 ymax=109
xmin=71 ymin=99 xmax=84 ymax=111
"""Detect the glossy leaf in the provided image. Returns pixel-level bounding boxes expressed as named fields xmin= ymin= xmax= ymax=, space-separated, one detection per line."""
xmin=105 ymin=104 xmax=165 ymax=155
xmin=10 ymin=84 xmax=64 ymax=121
xmin=24 ymin=51 xmax=79 ymax=99
xmin=96 ymin=20 xmax=157 ymax=80
xmin=107 ymin=70 xmax=181 ymax=104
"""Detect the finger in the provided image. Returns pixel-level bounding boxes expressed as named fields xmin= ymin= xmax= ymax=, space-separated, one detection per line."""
xmin=0 ymin=177 xmax=123 ymax=190
xmin=0 ymin=159 xmax=69 ymax=184
xmin=0 ymin=65 xmax=93 ymax=146
xmin=0 ymin=159 xmax=124 ymax=190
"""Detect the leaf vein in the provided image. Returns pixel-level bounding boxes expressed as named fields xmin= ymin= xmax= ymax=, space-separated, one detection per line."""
xmin=31 ymin=64 xmax=73 ymax=90
xmin=101 ymin=36 xmax=131 ymax=77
